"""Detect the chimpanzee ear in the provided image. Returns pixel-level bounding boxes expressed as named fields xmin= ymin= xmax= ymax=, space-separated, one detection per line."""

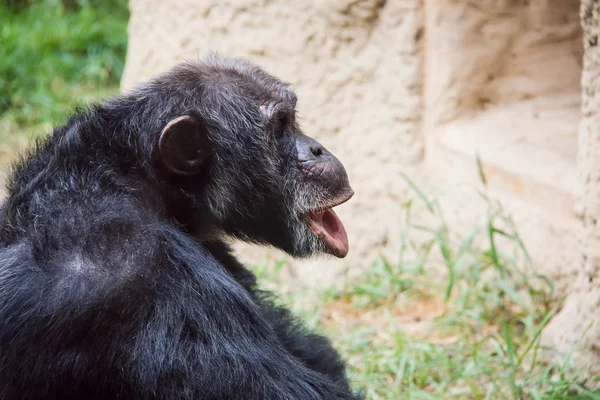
xmin=158 ymin=115 xmax=211 ymax=176
xmin=260 ymin=101 xmax=284 ymax=123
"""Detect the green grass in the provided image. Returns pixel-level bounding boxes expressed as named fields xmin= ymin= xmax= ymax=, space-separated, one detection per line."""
xmin=0 ymin=0 xmax=128 ymax=166
xmin=252 ymin=167 xmax=600 ymax=400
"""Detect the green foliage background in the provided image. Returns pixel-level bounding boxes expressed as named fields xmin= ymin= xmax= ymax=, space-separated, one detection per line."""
xmin=0 ymin=0 xmax=128 ymax=128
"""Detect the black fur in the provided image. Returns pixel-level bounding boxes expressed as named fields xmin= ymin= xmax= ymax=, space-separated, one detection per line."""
xmin=0 ymin=55 xmax=361 ymax=399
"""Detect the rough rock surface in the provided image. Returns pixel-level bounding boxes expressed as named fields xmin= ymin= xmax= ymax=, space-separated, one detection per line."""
xmin=542 ymin=0 xmax=600 ymax=384
xmin=423 ymin=0 xmax=582 ymax=293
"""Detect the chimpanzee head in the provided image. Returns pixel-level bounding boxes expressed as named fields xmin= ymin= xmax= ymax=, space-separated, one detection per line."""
xmin=149 ymin=55 xmax=353 ymax=258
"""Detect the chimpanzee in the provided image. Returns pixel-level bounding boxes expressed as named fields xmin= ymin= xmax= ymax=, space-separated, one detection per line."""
xmin=0 ymin=54 xmax=361 ymax=399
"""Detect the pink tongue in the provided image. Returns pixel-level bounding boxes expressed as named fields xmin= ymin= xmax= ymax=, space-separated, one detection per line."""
xmin=308 ymin=209 xmax=349 ymax=258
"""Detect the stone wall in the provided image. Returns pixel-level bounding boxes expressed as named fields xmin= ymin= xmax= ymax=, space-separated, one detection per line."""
xmin=542 ymin=0 xmax=600 ymax=385
xmin=423 ymin=0 xmax=582 ymax=293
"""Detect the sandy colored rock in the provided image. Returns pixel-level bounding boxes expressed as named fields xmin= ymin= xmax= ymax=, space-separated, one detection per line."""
xmin=542 ymin=0 xmax=600 ymax=385
xmin=423 ymin=0 xmax=582 ymax=294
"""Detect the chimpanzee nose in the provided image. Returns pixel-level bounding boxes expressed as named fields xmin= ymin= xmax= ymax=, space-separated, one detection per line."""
xmin=310 ymin=145 xmax=323 ymax=158
xmin=296 ymin=136 xmax=331 ymax=162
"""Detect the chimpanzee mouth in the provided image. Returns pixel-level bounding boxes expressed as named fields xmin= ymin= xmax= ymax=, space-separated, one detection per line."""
xmin=305 ymin=190 xmax=354 ymax=258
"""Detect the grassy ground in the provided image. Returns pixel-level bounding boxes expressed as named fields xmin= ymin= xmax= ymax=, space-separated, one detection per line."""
xmin=1 ymin=1 xmax=599 ymax=399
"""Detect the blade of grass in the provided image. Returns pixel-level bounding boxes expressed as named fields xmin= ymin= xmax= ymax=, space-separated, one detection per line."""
xmin=519 ymin=302 xmax=562 ymax=369
xmin=476 ymin=154 xmax=488 ymax=186
xmin=401 ymin=172 xmax=435 ymax=214
xmin=502 ymin=322 xmax=520 ymax=400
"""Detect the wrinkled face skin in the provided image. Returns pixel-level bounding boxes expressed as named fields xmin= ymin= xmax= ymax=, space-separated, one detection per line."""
xmin=260 ymin=93 xmax=354 ymax=258
xmin=156 ymin=58 xmax=354 ymax=258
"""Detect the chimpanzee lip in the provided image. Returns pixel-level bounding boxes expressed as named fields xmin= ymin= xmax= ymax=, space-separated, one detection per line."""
xmin=305 ymin=189 xmax=354 ymax=258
